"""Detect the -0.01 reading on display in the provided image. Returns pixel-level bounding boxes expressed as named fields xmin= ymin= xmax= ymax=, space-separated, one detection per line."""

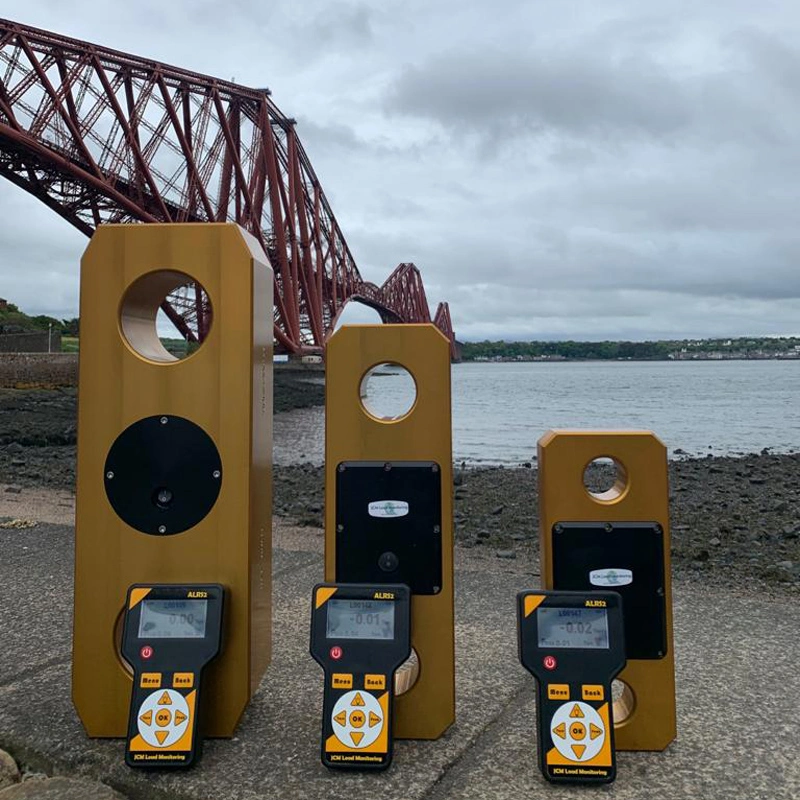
xmin=326 ymin=599 xmax=395 ymax=640
xmin=537 ymin=607 xmax=609 ymax=650
xmin=138 ymin=599 xmax=208 ymax=639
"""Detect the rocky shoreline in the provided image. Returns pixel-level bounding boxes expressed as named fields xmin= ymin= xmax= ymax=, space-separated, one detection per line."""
xmin=0 ymin=383 xmax=797 ymax=593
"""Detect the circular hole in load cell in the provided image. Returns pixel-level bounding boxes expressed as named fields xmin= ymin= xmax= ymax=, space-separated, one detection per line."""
xmin=120 ymin=270 xmax=212 ymax=363
xmin=583 ymin=457 xmax=628 ymax=502
xmin=113 ymin=607 xmax=133 ymax=677
xmin=394 ymin=647 xmax=420 ymax=696
xmin=611 ymin=679 xmax=636 ymax=724
xmin=359 ymin=362 xmax=417 ymax=421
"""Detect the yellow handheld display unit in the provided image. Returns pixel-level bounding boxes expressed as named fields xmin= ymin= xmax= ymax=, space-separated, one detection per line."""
xmin=538 ymin=430 xmax=676 ymax=751
xmin=121 ymin=584 xmax=224 ymax=768
xmin=310 ymin=584 xmax=411 ymax=770
xmin=325 ymin=324 xmax=455 ymax=741
xmin=517 ymin=590 xmax=626 ymax=784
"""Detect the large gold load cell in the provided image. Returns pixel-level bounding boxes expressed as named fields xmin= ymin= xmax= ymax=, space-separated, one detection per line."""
xmin=73 ymin=223 xmax=273 ymax=738
xmin=538 ymin=430 xmax=676 ymax=751
xmin=325 ymin=324 xmax=455 ymax=740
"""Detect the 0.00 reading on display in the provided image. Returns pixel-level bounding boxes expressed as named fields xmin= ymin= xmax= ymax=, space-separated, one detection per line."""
xmin=138 ymin=599 xmax=208 ymax=639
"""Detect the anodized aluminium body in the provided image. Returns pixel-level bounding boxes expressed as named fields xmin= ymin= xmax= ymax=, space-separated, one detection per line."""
xmin=72 ymin=222 xmax=273 ymax=738
xmin=325 ymin=324 xmax=455 ymax=740
xmin=538 ymin=430 xmax=677 ymax=751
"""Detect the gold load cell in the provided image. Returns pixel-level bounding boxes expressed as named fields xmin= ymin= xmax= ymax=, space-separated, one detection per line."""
xmin=538 ymin=430 xmax=677 ymax=751
xmin=73 ymin=223 xmax=273 ymax=738
xmin=325 ymin=324 xmax=455 ymax=740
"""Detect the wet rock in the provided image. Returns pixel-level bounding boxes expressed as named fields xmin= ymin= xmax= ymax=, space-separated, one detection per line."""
xmin=762 ymin=562 xmax=796 ymax=582
xmin=495 ymin=549 xmax=516 ymax=559
xmin=0 ymin=777 xmax=128 ymax=798
xmin=0 ymin=749 xmax=20 ymax=789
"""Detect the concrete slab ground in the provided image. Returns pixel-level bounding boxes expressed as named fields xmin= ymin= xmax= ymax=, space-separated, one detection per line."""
xmin=0 ymin=520 xmax=798 ymax=800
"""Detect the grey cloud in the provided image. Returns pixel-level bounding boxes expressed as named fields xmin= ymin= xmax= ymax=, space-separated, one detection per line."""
xmin=384 ymin=27 xmax=800 ymax=152
xmin=2 ymin=2 xmax=800 ymax=342
xmin=385 ymin=49 xmax=692 ymax=139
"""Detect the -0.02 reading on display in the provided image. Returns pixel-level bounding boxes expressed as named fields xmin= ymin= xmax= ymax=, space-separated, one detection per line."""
xmin=536 ymin=607 xmax=609 ymax=650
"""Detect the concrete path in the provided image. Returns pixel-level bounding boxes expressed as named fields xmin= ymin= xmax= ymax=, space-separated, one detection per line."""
xmin=0 ymin=520 xmax=797 ymax=800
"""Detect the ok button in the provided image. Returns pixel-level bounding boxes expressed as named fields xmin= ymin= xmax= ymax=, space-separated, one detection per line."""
xmin=570 ymin=722 xmax=586 ymax=740
xmin=349 ymin=710 xmax=366 ymax=728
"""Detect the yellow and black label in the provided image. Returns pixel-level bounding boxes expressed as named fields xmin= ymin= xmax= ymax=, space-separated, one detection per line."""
xmin=332 ymin=674 xmax=353 ymax=689
xmin=547 ymin=684 xmax=570 ymax=701
xmin=172 ymin=673 xmax=194 ymax=689
xmin=582 ymin=684 xmax=604 ymax=701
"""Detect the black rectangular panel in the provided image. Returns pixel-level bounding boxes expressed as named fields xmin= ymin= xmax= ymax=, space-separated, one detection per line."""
xmin=551 ymin=522 xmax=667 ymax=660
xmin=335 ymin=461 xmax=442 ymax=595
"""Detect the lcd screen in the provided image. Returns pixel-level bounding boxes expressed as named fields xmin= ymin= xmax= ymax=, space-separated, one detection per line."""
xmin=138 ymin=599 xmax=208 ymax=639
xmin=537 ymin=607 xmax=609 ymax=649
xmin=326 ymin=599 xmax=395 ymax=640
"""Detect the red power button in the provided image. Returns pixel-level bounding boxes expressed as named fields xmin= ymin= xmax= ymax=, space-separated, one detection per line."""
xmin=330 ymin=646 xmax=343 ymax=660
xmin=140 ymin=645 xmax=154 ymax=660
xmin=543 ymin=655 xmax=557 ymax=670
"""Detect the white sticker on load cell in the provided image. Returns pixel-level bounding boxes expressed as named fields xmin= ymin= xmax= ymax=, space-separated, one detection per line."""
xmin=589 ymin=568 xmax=633 ymax=587
xmin=368 ymin=500 xmax=409 ymax=518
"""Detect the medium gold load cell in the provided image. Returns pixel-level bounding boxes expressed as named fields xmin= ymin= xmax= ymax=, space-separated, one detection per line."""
xmin=325 ymin=324 xmax=455 ymax=739
xmin=73 ymin=223 xmax=273 ymax=737
xmin=538 ymin=430 xmax=676 ymax=751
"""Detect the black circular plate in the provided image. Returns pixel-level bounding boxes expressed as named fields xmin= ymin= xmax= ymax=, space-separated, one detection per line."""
xmin=104 ymin=415 xmax=222 ymax=535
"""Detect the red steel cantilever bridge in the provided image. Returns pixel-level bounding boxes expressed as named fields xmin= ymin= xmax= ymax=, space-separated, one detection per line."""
xmin=0 ymin=19 xmax=456 ymax=356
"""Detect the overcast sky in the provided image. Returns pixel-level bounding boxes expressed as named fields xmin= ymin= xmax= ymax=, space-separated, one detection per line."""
xmin=1 ymin=0 xmax=800 ymax=341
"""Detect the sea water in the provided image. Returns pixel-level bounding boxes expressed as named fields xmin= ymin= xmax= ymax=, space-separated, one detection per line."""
xmin=273 ymin=359 xmax=800 ymax=466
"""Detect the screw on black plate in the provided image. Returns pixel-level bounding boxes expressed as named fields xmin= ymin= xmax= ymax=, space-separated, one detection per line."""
xmin=657 ymin=586 xmax=665 ymax=596
xmin=433 ymin=525 xmax=441 ymax=534
xmin=604 ymin=523 xmax=614 ymax=533
xmin=384 ymin=462 xmax=392 ymax=471
xmin=432 ymin=464 xmax=439 ymax=473
xmin=655 ymin=524 xmax=663 ymax=535
xmin=153 ymin=487 xmax=173 ymax=509
xmin=160 ymin=416 xmax=168 ymax=425
xmin=336 ymin=523 xmax=344 ymax=533
xmin=212 ymin=470 xmax=221 ymax=479
xmin=337 ymin=464 xmax=345 ymax=473
xmin=378 ymin=551 xmax=399 ymax=572
xmin=554 ymin=524 xmax=563 ymax=534
xmin=106 ymin=471 xmax=114 ymax=480
xmin=157 ymin=525 xmax=167 ymax=534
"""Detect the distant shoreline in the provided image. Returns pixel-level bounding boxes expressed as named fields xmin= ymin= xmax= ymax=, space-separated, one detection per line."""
xmin=459 ymin=355 xmax=800 ymax=363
